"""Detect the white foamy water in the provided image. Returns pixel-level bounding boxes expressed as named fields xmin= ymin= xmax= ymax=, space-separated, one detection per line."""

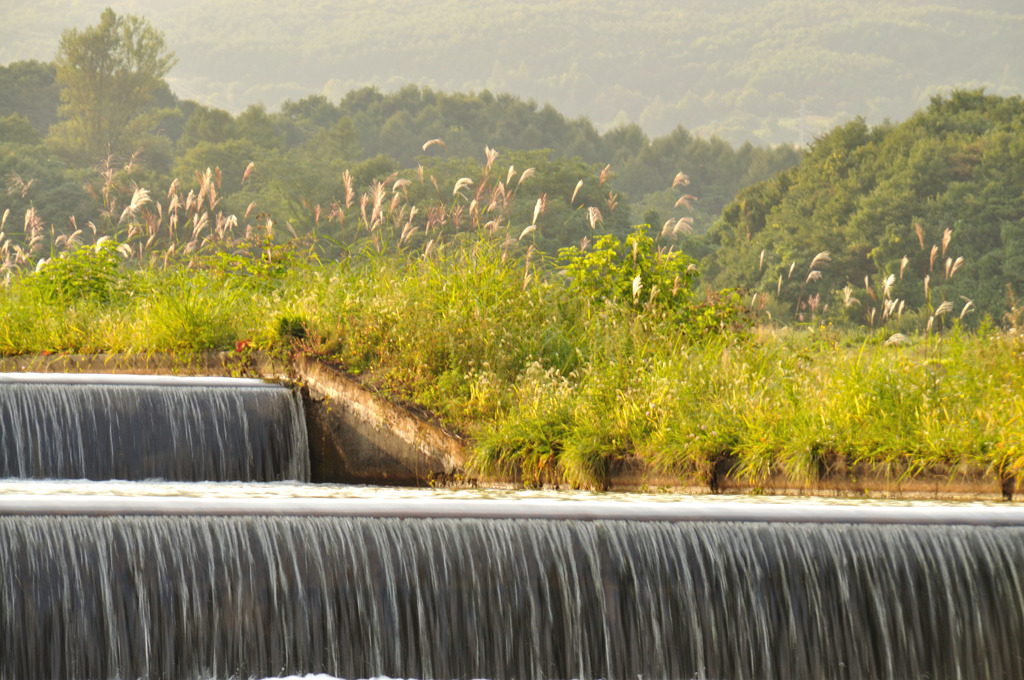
xmin=0 ymin=477 xmax=1014 ymax=506
xmin=265 ymin=676 xmax=365 ymax=680
xmin=1 ymin=478 xmax=1022 ymax=527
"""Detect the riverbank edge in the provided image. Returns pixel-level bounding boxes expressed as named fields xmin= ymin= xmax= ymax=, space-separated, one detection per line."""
xmin=0 ymin=351 xmax=1016 ymax=501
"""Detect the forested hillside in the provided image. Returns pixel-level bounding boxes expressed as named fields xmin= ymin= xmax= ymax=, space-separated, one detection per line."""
xmin=700 ymin=90 xmax=1024 ymax=325
xmin=0 ymin=10 xmax=800 ymax=255
xmin=2 ymin=0 xmax=1021 ymax=146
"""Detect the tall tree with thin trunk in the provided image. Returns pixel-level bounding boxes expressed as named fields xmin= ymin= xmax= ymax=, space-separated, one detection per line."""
xmin=50 ymin=8 xmax=176 ymax=163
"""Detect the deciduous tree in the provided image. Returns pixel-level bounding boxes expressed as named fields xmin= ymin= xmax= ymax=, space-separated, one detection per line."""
xmin=49 ymin=8 xmax=176 ymax=163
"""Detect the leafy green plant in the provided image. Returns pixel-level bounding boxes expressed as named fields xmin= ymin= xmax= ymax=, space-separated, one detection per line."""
xmin=558 ymin=225 xmax=698 ymax=310
xmin=30 ymin=240 xmax=129 ymax=304
xmin=274 ymin=313 xmax=308 ymax=342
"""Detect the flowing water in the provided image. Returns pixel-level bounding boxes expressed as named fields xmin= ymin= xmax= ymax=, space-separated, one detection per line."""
xmin=0 ymin=373 xmax=309 ymax=482
xmin=1 ymin=373 xmax=1023 ymax=680
xmin=1 ymin=487 xmax=1023 ymax=680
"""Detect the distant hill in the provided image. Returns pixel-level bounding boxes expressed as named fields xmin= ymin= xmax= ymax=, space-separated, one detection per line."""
xmin=2 ymin=0 xmax=1021 ymax=146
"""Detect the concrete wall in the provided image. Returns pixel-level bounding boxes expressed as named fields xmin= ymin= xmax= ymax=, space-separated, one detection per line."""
xmin=608 ymin=456 xmax=1017 ymax=501
xmin=294 ymin=355 xmax=466 ymax=486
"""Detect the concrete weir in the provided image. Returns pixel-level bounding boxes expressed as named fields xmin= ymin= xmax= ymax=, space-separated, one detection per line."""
xmin=0 ymin=352 xmax=467 ymax=487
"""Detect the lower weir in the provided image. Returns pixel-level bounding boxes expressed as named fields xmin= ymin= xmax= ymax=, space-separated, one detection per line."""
xmin=1 ymin=497 xmax=1022 ymax=680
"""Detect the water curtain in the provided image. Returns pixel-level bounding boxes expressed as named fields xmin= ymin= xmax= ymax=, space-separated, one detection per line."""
xmin=0 ymin=373 xmax=309 ymax=482
xmin=2 ymin=498 xmax=1021 ymax=680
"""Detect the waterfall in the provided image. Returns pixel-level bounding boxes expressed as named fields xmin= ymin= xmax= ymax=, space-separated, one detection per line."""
xmin=0 ymin=374 xmax=309 ymax=482
xmin=2 ymin=506 xmax=1022 ymax=680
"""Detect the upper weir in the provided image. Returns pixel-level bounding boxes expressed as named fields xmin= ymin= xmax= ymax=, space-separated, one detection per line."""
xmin=0 ymin=372 xmax=309 ymax=482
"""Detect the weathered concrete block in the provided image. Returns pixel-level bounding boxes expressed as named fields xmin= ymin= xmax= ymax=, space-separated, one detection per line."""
xmin=293 ymin=355 xmax=466 ymax=485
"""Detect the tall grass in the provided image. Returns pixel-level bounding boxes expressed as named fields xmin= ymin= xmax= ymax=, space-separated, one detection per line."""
xmin=3 ymin=151 xmax=1024 ymax=491
xmin=3 ymin=227 xmax=1023 ymax=490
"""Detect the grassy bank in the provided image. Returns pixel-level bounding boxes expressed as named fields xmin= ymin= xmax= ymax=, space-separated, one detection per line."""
xmin=2 ymin=230 xmax=1022 ymax=491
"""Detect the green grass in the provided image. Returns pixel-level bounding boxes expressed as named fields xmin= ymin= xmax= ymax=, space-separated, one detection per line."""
xmin=7 ymin=236 xmax=1023 ymax=492
xmin=3 ymin=156 xmax=1024 ymax=492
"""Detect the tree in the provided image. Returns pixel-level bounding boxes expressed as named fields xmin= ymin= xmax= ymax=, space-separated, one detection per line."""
xmin=178 ymin=105 xmax=238 ymax=150
xmin=0 ymin=61 xmax=60 ymax=134
xmin=0 ymin=115 xmax=41 ymax=146
xmin=49 ymin=8 xmax=177 ymax=163
xmin=236 ymin=104 xmax=286 ymax=151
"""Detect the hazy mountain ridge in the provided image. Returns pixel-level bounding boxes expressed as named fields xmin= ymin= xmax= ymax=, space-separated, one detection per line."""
xmin=2 ymin=0 xmax=1021 ymax=145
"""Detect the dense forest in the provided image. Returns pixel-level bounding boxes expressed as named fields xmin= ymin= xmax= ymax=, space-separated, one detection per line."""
xmin=2 ymin=1 xmax=1021 ymax=147
xmin=0 ymin=15 xmax=800 ymax=255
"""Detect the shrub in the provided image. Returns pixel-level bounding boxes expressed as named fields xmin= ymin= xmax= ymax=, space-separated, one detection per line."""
xmin=30 ymin=240 xmax=130 ymax=304
xmin=558 ymin=225 xmax=698 ymax=311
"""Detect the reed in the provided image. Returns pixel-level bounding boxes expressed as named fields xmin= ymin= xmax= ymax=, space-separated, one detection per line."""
xmin=2 ymin=153 xmax=1023 ymax=492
